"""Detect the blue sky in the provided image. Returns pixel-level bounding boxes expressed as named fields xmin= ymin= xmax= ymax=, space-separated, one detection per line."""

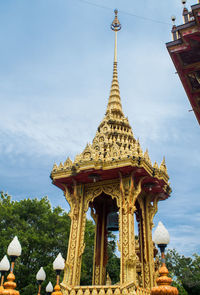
xmin=0 ymin=0 xmax=200 ymax=256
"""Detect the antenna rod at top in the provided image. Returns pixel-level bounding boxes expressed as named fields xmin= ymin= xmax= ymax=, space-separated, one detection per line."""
xmin=111 ymin=9 xmax=121 ymax=63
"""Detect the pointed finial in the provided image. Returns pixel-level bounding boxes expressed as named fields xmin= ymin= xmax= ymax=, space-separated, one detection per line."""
xmin=181 ymin=0 xmax=187 ymax=8
xmin=160 ymin=156 xmax=168 ymax=174
xmin=53 ymin=163 xmax=58 ymax=171
xmin=171 ymin=15 xmax=176 ymax=26
xmin=153 ymin=161 xmax=159 ymax=169
xmin=171 ymin=16 xmax=178 ymax=41
xmin=182 ymin=0 xmax=189 ymax=23
xmin=106 ymin=9 xmax=123 ymax=116
xmin=111 ymin=9 xmax=121 ymax=32
xmin=106 ymin=273 xmax=112 ymax=285
xmin=144 ymin=149 xmax=152 ymax=165
xmin=58 ymin=162 xmax=64 ymax=169
xmin=111 ymin=9 xmax=121 ymax=63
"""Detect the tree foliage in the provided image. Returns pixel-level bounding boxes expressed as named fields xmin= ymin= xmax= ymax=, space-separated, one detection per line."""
xmin=0 ymin=192 xmax=71 ymax=294
xmin=166 ymin=249 xmax=200 ymax=295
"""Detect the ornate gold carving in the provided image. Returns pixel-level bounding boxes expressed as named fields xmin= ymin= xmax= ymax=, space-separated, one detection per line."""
xmin=92 ymin=288 xmax=98 ymax=295
xmin=144 ymin=150 xmax=152 ymax=166
xmin=106 ymin=289 xmax=113 ymax=295
xmin=122 ymin=288 xmax=128 ymax=295
xmin=136 ymin=287 xmax=151 ymax=295
xmin=125 ymin=253 xmax=140 ymax=282
xmin=84 ymin=289 xmax=91 ymax=295
xmin=114 ymin=288 xmax=120 ymax=295
xmin=94 ymin=266 xmax=100 ymax=285
xmin=99 ymin=289 xmax=105 ymax=295
xmin=77 ymin=289 xmax=83 ymax=295
xmin=106 ymin=274 xmax=112 ymax=286
xmin=52 ymin=163 xmax=58 ymax=171
xmin=84 ymin=180 xmax=121 ymax=211
xmin=64 ymin=157 xmax=73 ymax=169
xmin=153 ymin=162 xmax=158 ymax=170
xmin=70 ymin=289 xmax=76 ymax=295
xmin=144 ymin=263 xmax=150 ymax=289
xmin=148 ymin=197 xmax=159 ymax=230
xmin=159 ymin=157 xmax=168 ymax=175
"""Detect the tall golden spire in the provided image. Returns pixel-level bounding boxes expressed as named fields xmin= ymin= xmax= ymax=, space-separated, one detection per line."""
xmin=106 ymin=10 xmax=123 ymax=116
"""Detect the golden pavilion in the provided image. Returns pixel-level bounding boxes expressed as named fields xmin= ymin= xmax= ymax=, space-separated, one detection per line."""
xmin=51 ymin=10 xmax=171 ymax=295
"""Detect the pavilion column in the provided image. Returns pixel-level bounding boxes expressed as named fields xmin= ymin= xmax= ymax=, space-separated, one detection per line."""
xmin=136 ymin=206 xmax=145 ymax=288
xmin=142 ymin=194 xmax=159 ymax=289
xmin=119 ymin=176 xmax=141 ymax=285
xmin=63 ymin=185 xmax=87 ymax=287
xmin=147 ymin=195 xmax=159 ymax=287
xmin=137 ymin=198 xmax=148 ymax=289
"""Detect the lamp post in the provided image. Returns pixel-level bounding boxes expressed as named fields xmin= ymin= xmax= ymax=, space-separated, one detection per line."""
xmin=0 ymin=256 xmax=10 ymax=290
xmin=52 ymin=253 xmax=65 ymax=295
xmin=151 ymin=221 xmax=178 ymax=295
xmin=1 ymin=236 xmax=22 ymax=295
xmin=36 ymin=267 xmax=46 ymax=295
xmin=46 ymin=282 xmax=53 ymax=295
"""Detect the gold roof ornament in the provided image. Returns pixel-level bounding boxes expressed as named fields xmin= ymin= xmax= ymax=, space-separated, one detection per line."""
xmin=159 ymin=157 xmax=168 ymax=174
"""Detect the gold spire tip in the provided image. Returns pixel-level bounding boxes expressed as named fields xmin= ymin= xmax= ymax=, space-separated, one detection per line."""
xmin=111 ymin=9 xmax=121 ymax=31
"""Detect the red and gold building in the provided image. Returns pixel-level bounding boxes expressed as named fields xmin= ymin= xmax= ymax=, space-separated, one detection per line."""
xmin=166 ymin=1 xmax=200 ymax=124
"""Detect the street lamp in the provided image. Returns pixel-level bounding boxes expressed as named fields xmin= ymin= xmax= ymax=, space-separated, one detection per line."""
xmin=7 ymin=236 xmax=22 ymax=271
xmin=0 ymin=256 xmax=10 ymax=290
xmin=46 ymin=282 xmax=53 ymax=295
xmin=153 ymin=221 xmax=170 ymax=258
xmin=151 ymin=221 xmax=178 ymax=295
xmin=36 ymin=267 xmax=46 ymax=295
xmin=0 ymin=236 xmax=22 ymax=295
xmin=52 ymin=253 xmax=65 ymax=295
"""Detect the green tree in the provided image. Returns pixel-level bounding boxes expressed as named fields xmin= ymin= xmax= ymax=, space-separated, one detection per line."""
xmin=166 ymin=249 xmax=200 ymax=295
xmin=0 ymin=192 xmax=71 ymax=295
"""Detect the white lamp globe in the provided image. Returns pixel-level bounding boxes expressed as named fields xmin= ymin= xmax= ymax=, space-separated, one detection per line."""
xmin=46 ymin=281 xmax=53 ymax=292
xmin=53 ymin=253 xmax=65 ymax=271
xmin=0 ymin=255 xmax=10 ymax=272
xmin=153 ymin=221 xmax=170 ymax=245
xmin=36 ymin=267 xmax=46 ymax=281
xmin=7 ymin=236 xmax=22 ymax=257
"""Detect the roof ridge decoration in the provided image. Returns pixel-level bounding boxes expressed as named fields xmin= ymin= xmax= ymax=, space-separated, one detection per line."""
xmin=51 ymin=10 xmax=170 ymax=186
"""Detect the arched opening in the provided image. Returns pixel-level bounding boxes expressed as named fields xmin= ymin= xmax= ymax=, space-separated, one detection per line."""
xmin=82 ymin=192 xmax=120 ymax=285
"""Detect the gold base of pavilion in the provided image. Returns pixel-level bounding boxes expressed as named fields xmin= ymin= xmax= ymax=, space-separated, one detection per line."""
xmin=60 ymin=282 xmax=151 ymax=295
